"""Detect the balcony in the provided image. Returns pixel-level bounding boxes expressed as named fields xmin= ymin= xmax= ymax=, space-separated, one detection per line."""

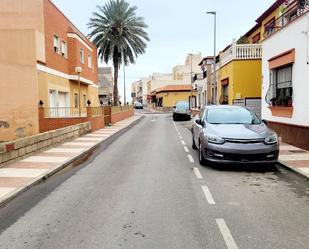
xmin=220 ymin=43 xmax=262 ymax=67
xmin=263 ymin=0 xmax=309 ymax=39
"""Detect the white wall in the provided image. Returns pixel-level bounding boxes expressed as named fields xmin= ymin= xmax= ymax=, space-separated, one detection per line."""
xmin=262 ymin=13 xmax=309 ymax=126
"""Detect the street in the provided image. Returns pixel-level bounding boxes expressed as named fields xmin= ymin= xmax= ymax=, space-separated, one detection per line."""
xmin=0 ymin=112 xmax=309 ymax=249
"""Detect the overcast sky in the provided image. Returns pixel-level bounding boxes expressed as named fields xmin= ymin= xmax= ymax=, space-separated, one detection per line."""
xmin=52 ymin=0 xmax=275 ymax=102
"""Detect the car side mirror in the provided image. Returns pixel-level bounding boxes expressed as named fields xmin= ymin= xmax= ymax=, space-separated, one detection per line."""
xmin=195 ymin=118 xmax=204 ymax=126
xmin=262 ymin=119 xmax=268 ymax=125
xmin=173 ymin=106 xmax=176 ymax=109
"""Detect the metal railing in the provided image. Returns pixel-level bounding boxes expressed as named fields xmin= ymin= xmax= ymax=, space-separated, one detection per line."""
xmin=45 ymin=107 xmax=87 ymax=118
xmin=263 ymin=0 xmax=309 ymax=39
xmin=111 ymin=105 xmax=133 ymax=114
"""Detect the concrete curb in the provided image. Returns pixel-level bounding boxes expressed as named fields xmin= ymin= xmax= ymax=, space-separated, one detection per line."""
xmin=278 ymin=160 xmax=309 ymax=181
xmin=0 ymin=116 xmax=143 ymax=208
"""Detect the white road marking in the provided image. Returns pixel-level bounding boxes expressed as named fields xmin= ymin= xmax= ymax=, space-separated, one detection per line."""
xmin=184 ymin=146 xmax=189 ymax=153
xmin=193 ymin=167 xmax=203 ymax=179
xmin=179 ymin=136 xmax=183 ymax=139
xmin=0 ymin=168 xmax=49 ymax=178
xmin=216 ymin=218 xmax=239 ymax=249
xmin=201 ymin=185 xmax=216 ymax=204
xmin=181 ymin=140 xmax=186 ymax=145
xmin=188 ymin=154 xmax=194 ymax=163
xmin=0 ymin=187 xmax=16 ymax=199
xmin=22 ymin=156 xmax=68 ymax=163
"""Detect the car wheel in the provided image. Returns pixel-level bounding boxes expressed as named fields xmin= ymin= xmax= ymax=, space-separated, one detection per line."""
xmin=192 ymin=136 xmax=197 ymax=150
xmin=199 ymin=143 xmax=207 ymax=166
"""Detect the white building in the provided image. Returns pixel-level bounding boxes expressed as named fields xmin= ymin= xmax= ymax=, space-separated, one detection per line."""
xmin=262 ymin=9 xmax=309 ymax=150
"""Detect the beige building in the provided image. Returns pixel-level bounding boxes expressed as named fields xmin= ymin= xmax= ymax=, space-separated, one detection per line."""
xmin=0 ymin=0 xmax=99 ymax=142
xmin=98 ymin=67 xmax=113 ymax=104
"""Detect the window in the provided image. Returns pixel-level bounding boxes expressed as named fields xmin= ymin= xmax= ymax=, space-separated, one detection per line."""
xmin=264 ymin=17 xmax=276 ymax=37
xmin=74 ymin=93 xmax=78 ymax=108
xmin=83 ymin=94 xmax=87 ymax=107
xmin=88 ymin=54 xmax=92 ymax=68
xmin=251 ymin=33 xmax=260 ymax=44
xmin=53 ymin=35 xmax=60 ymax=53
xmin=61 ymin=41 xmax=67 ymax=58
xmin=80 ymin=48 xmax=84 ymax=63
xmin=269 ymin=65 xmax=293 ymax=107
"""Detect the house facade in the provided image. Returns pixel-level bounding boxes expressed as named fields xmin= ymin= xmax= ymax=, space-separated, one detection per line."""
xmin=261 ymin=0 xmax=309 ymax=150
xmin=0 ymin=0 xmax=99 ymax=141
xmin=98 ymin=67 xmax=113 ymax=105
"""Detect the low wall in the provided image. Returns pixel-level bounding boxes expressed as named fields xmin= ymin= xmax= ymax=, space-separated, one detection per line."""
xmin=0 ymin=122 xmax=91 ymax=165
xmin=111 ymin=106 xmax=134 ymax=124
xmin=39 ymin=107 xmax=105 ymax=133
xmin=268 ymin=121 xmax=309 ymax=151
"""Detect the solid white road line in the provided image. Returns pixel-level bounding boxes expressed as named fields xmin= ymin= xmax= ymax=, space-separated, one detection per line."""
xmin=201 ymin=185 xmax=216 ymax=204
xmin=181 ymin=140 xmax=186 ymax=145
xmin=193 ymin=167 xmax=203 ymax=179
xmin=188 ymin=154 xmax=194 ymax=163
xmin=216 ymin=218 xmax=239 ymax=249
xmin=184 ymin=146 xmax=189 ymax=153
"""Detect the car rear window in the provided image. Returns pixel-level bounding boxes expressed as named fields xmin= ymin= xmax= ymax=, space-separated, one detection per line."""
xmin=206 ymin=108 xmax=261 ymax=124
xmin=176 ymin=102 xmax=189 ymax=110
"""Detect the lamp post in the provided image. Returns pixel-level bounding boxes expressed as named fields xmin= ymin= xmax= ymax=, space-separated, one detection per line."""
xmin=188 ymin=53 xmax=193 ymax=110
xmin=75 ymin=66 xmax=82 ymax=116
xmin=123 ymin=62 xmax=126 ymax=105
xmin=206 ymin=11 xmax=217 ymax=104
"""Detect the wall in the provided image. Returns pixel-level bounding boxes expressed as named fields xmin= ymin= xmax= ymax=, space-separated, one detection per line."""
xmin=0 ymin=122 xmax=91 ymax=165
xmin=261 ymin=13 xmax=309 ymax=127
xmin=157 ymin=91 xmax=195 ymax=107
xmin=0 ymin=30 xmax=39 ymax=142
xmin=111 ymin=109 xmax=134 ymax=124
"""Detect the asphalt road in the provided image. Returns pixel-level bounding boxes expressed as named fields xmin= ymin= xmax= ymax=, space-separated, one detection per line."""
xmin=0 ymin=112 xmax=309 ymax=249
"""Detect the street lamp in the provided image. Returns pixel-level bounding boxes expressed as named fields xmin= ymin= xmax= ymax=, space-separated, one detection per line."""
xmin=75 ymin=66 xmax=82 ymax=116
xmin=206 ymin=11 xmax=217 ymax=105
xmin=188 ymin=53 xmax=193 ymax=110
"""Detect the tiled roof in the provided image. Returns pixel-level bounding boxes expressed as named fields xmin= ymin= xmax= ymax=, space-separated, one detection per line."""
xmin=154 ymin=85 xmax=192 ymax=94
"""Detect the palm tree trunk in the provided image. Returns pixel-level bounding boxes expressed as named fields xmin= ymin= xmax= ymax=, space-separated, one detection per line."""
xmin=113 ymin=59 xmax=119 ymax=106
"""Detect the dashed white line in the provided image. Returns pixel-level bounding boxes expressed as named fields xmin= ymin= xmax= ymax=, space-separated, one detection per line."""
xmin=193 ymin=167 xmax=203 ymax=179
xmin=188 ymin=154 xmax=194 ymax=163
xmin=181 ymin=140 xmax=186 ymax=145
xmin=184 ymin=146 xmax=189 ymax=153
xmin=201 ymin=185 xmax=216 ymax=204
xmin=216 ymin=219 xmax=239 ymax=249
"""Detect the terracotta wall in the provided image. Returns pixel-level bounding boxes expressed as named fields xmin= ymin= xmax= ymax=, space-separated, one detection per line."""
xmin=268 ymin=121 xmax=309 ymax=151
xmin=111 ymin=109 xmax=134 ymax=124
xmin=43 ymin=0 xmax=98 ymax=84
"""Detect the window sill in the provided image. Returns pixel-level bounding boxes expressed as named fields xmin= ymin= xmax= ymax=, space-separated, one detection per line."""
xmin=268 ymin=106 xmax=293 ymax=118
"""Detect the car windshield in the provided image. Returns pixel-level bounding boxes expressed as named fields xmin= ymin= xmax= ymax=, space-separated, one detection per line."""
xmin=206 ymin=108 xmax=261 ymax=124
xmin=176 ymin=102 xmax=189 ymax=110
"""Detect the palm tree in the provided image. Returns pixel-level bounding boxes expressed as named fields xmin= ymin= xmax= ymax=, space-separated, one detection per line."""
xmin=88 ymin=0 xmax=149 ymax=106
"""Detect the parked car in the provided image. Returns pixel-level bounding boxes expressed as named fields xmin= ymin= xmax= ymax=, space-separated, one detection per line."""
xmin=134 ymin=102 xmax=143 ymax=109
xmin=173 ymin=101 xmax=191 ymax=121
xmin=191 ymin=105 xmax=279 ymax=166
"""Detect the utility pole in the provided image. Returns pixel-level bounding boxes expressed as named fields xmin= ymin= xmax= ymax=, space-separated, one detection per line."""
xmin=189 ymin=53 xmax=193 ymax=109
xmin=123 ymin=61 xmax=126 ymax=105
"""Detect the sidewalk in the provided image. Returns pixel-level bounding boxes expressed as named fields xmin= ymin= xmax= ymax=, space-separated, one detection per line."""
xmin=0 ymin=115 xmax=142 ymax=206
xmin=279 ymin=142 xmax=309 ymax=179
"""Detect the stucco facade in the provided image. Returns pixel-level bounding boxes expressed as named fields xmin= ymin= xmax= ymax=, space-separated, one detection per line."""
xmin=0 ymin=0 xmax=99 ymax=142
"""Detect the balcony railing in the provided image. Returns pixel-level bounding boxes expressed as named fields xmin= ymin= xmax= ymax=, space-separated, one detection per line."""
xmin=263 ymin=0 xmax=309 ymax=39
xmin=45 ymin=107 xmax=87 ymax=118
xmin=220 ymin=43 xmax=262 ymax=67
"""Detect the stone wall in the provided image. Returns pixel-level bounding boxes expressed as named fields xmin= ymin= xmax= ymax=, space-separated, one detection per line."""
xmin=0 ymin=122 xmax=90 ymax=165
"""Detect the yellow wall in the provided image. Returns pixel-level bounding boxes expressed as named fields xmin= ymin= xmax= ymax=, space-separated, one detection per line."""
xmin=218 ymin=60 xmax=261 ymax=104
xmin=157 ymin=91 xmax=196 ymax=107
xmin=38 ymin=71 xmax=99 ymax=108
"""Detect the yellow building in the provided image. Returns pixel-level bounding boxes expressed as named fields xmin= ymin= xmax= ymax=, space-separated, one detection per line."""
xmin=217 ymin=0 xmax=290 ymax=116
xmin=152 ymin=85 xmax=196 ymax=111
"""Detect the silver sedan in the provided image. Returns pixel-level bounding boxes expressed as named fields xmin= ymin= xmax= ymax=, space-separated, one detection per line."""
xmin=191 ymin=105 xmax=279 ymax=166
